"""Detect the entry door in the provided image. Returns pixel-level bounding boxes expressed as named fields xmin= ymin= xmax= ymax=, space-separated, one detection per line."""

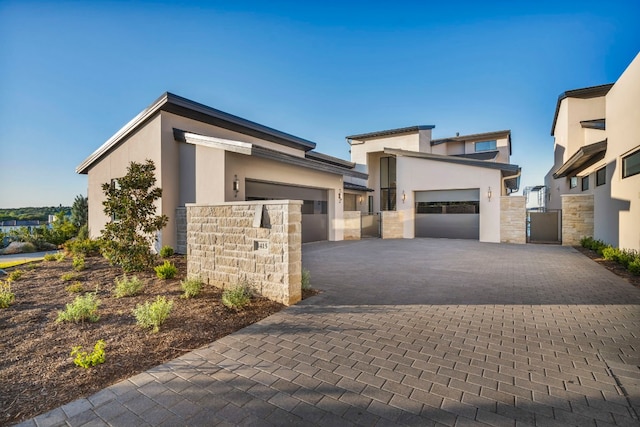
xmin=415 ymin=189 xmax=480 ymax=239
xmin=245 ymin=180 xmax=328 ymax=243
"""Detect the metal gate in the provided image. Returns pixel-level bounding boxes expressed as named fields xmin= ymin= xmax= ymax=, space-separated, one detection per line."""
xmin=528 ymin=210 xmax=561 ymax=243
xmin=361 ymin=213 xmax=380 ymax=238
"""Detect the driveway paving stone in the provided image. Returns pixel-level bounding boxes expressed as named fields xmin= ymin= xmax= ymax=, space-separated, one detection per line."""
xmin=15 ymin=239 xmax=640 ymax=426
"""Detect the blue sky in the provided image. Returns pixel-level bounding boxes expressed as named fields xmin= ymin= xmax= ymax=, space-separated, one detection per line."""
xmin=1 ymin=1 xmax=638 ymax=208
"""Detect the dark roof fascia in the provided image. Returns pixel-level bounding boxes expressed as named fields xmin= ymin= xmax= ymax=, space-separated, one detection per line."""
xmin=346 ymin=125 xmax=435 ymax=141
xmin=431 ymin=130 xmax=511 ymax=146
xmin=452 ymin=151 xmax=499 ymax=161
xmin=251 ymin=145 xmax=368 ymax=180
xmin=76 ymin=92 xmax=317 ymax=174
xmin=384 ymin=148 xmax=520 ymax=174
xmin=344 ymin=182 xmax=374 ymax=192
xmin=552 ymin=139 xmax=607 ymax=179
xmin=550 ymin=84 xmax=613 ymax=136
xmin=306 ymin=151 xmax=356 ymax=169
xmin=580 ymin=118 xmax=606 ymax=130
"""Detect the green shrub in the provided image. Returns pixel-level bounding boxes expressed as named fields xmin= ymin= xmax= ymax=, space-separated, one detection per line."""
xmin=602 ymin=246 xmax=617 ymax=261
xmin=180 ymin=277 xmax=203 ymax=299
xmin=44 ymin=252 xmax=66 ymax=262
xmin=71 ymin=340 xmax=105 ymax=368
xmin=65 ymin=281 xmax=84 ymax=293
xmin=8 ymin=269 xmax=23 ymax=282
xmin=73 ymin=255 xmax=85 ymax=271
xmin=629 ymin=259 xmax=640 ymax=275
xmin=159 ymin=245 xmax=174 ymax=258
xmin=44 ymin=253 xmax=58 ymax=262
xmin=154 ymin=261 xmax=177 ymax=279
xmin=618 ymin=249 xmax=638 ymax=269
xmin=301 ymin=268 xmax=311 ymax=290
xmin=61 ymin=272 xmax=79 ymax=282
xmin=56 ymin=293 xmax=100 ymax=323
xmin=76 ymin=224 xmax=89 ymax=241
xmin=114 ymin=275 xmax=144 ymax=298
xmin=133 ymin=296 xmax=173 ymax=333
xmin=222 ymin=282 xmax=252 ymax=310
xmin=64 ymin=239 xmax=101 ymax=257
xmin=0 ymin=280 xmax=15 ymax=308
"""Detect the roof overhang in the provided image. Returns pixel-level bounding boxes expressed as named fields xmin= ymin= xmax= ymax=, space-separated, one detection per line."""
xmin=550 ymin=84 xmax=613 ymax=136
xmin=580 ymin=118 xmax=606 ymax=130
xmin=173 ymin=129 xmax=368 ymax=180
xmin=76 ymin=92 xmax=317 ymax=174
xmin=452 ymin=151 xmax=499 ymax=161
xmin=384 ymin=148 xmax=520 ymax=174
xmin=552 ymin=139 xmax=607 ymax=179
xmin=344 ymin=182 xmax=374 ymax=192
xmin=346 ymin=125 xmax=435 ymax=141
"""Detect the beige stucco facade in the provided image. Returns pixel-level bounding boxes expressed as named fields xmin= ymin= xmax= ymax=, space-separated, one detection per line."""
xmin=545 ymin=53 xmax=640 ymax=250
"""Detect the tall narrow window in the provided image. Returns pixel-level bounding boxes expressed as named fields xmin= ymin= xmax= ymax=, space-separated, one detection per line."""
xmin=581 ymin=176 xmax=589 ymax=191
xmin=596 ymin=166 xmax=606 ymax=186
xmin=622 ymin=149 xmax=640 ymax=178
xmin=380 ymin=157 xmax=396 ymax=211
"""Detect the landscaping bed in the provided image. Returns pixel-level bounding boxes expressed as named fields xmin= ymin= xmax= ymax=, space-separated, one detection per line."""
xmin=575 ymin=245 xmax=640 ymax=289
xmin=0 ymin=255 xmax=289 ymax=425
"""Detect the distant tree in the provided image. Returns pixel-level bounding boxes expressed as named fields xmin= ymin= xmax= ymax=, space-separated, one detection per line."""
xmin=71 ymin=195 xmax=88 ymax=228
xmin=100 ymin=160 xmax=168 ymax=272
xmin=34 ymin=211 xmax=77 ymax=246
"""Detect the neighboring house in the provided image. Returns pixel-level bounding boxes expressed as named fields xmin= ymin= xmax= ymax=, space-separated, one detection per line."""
xmin=77 ymin=92 xmax=520 ymax=250
xmin=76 ymin=92 xmax=367 ymax=251
xmin=0 ymin=220 xmax=45 ymax=233
xmin=344 ymin=127 xmax=520 ymax=242
xmin=544 ymin=53 xmax=640 ymax=251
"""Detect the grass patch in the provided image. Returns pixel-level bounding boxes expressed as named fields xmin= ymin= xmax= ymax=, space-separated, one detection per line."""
xmin=0 ymin=259 xmax=41 ymax=269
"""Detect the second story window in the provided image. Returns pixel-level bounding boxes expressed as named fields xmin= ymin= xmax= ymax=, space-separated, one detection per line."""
xmin=569 ymin=177 xmax=578 ymax=188
xmin=582 ymin=176 xmax=589 ymax=191
xmin=596 ymin=166 xmax=606 ymax=186
xmin=380 ymin=156 xmax=396 ymax=211
xmin=475 ymin=140 xmax=497 ymax=152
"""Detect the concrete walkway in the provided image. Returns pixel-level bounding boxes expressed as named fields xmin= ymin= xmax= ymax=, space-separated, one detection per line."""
xmin=16 ymin=239 xmax=640 ymax=426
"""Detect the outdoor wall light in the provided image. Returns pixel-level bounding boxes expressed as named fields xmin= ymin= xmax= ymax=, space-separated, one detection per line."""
xmin=338 ymin=189 xmax=342 ymax=203
xmin=487 ymin=187 xmax=493 ymax=202
xmin=233 ymin=175 xmax=240 ymax=197
xmin=402 ymin=191 xmax=407 ymax=203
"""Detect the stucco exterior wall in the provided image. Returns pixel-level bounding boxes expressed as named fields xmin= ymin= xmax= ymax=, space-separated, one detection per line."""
xmin=343 ymin=211 xmax=361 ymax=240
xmin=561 ymin=194 xmax=594 ymax=246
xmin=186 ymin=201 xmax=302 ymax=306
xmin=500 ymin=196 xmax=526 ymax=244
xmin=86 ymin=114 xmax=163 ymax=244
xmin=350 ymin=132 xmax=421 ymax=165
xmin=395 ymin=157 xmax=503 ymax=242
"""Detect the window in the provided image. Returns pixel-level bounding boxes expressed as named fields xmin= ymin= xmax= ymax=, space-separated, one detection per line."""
xmin=569 ymin=177 xmax=578 ymax=189
xmin=622 ymin=149 xmax=640 ymax=178
xmin=416 ymin=201 xmax=480 ymax=214
xmin=475 ymin=140 xmax=497 ymax=152
xmin=596 ymin=166 xmax=606 ymax=186
xmin=110 ymin=179 xmax=121 ymax=222
xmin=380 ymin=157 xmax=396 ymax=211
xmin=581 ymin=176 xmax=589 ymax=191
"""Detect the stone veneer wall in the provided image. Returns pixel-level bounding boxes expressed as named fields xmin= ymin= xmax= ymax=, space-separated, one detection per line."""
xmin=381 ymin=211 xmax=404 ymax=239
xmin=343 ymin=211 xmax=361 ymax=240
xmin=561 ymin=194 xmax=594 ymax=246
xmin=175 ymin=207 xmax=187 ymax=254
xmin=186 ymin=201 xmax=302 ymax=305
xmin=500 ymin=196 xmax=526 ymax=244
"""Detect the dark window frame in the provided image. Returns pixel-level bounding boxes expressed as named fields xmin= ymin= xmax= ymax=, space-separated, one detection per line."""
xmin=622 ymin=149 xmax=640 ymax=179
xmin=581 ymin=176 xmax=589 ymax=191
xmin=380 ymin=156 xmax=397 ymax=211
xmin=569 ymin=176 xmax=578 ymax=189
xmin=596 ymin=166 xmax=606 ymax=186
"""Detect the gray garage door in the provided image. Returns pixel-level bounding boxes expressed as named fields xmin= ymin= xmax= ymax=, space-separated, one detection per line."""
xmin=415 ymin=189 xmax=480 ymax=240
xmin=246 ymin=180 xmax=328 ymax=243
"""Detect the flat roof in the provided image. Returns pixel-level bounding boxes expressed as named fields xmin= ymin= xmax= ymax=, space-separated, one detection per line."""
xmin=431 ymin=130 xmax=511 ymax=145
xmin=346 ymin=125 xmax=435 ymax=141
xmin=550 ymin=84 xmax=613 ymax=136
xmin=384 ymin=148 xmax=520 ymax=174
xmin=77 ymin=92 xmax=318 ymax=174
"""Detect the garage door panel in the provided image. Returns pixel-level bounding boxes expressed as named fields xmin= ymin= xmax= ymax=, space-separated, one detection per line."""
xmin=415 ymin=214 xmax=479 ymax=239
xmin=415 ymin=189 xmax=480 ymax=240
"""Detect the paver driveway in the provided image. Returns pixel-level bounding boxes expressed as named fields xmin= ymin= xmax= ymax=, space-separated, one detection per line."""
xmin=19 ymin=239 xmax=640 ymax=427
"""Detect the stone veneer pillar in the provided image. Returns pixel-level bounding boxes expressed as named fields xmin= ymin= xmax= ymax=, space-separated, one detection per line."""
xmin=500 ymin=196 xmax=526 ymax=244
xmin=381 ymin=211 xmax=404 ymax=239
xmin=561 ymin=194 xmax=594 ymax=246
xmin=343 ymin=211 xmax=361 ymax=240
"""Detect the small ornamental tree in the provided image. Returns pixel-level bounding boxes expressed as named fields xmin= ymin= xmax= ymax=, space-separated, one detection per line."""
xmin=100 ymin=160 xmax=168 ymax=272
xmin=71 ymin=194 xmax=88 ymax=228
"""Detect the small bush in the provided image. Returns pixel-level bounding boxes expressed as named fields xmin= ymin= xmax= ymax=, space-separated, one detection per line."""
xmin=8 ymin=269 xmax=23 ymax=282
xmin=57 ymin=293 xmax=100 ymax=323
xmin=76 ymin=224 xmax=89 ymax=241
xmin=629 ymin=259 xmax=640 ymax=275
xmin=44 ymin=252 xmax=62 ymax=262
xmin=154 ymin=261 xmax=177 ymax=279
xmin=159 ymin=246 xmax=174 ymax=258
xmin=114 ymin=275 xmax=144 ymax=298
xmin=73 ymin=255 xmax=85 ymax=271
xmin=133 ymin=296 xmax=173 ymax=333
xmin=0 ymin=280 xmax=15 ymax=308
xmin=618 ymin=249 xmax=638 ymax=269
xmin=180 ymin=277 xmax=203 ymax=299
xmin=601 ymin=246 xmax=617 ymax=261
xmin=64 ymin=238 xmax=101 ymax=257
xmin=222 ymin=282 xmax=252 ymax=310
xmin=65 ymin=281 xmax=84 ymax=293
xmin=71 ymin=340 xmax=106 ymax=368
xmin=61 ymin=272 xmax=79 ymax=282
xmin=301 ymin=268 xmax=311 ymax=290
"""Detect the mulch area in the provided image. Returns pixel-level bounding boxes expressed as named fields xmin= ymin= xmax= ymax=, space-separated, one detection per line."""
xmin=574 ymin=245 xmax=640 ymax=289
xmin=0 ymin=255 xmax=316 ymax=425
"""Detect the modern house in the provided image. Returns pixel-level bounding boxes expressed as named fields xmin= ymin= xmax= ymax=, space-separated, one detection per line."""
xmin=544 ymin=53 xmax=640 ymax=251
xmin=77 ymin=92 xmax=521 ymax=251
xmin=344 ymin=127 xmax=520 ymax=241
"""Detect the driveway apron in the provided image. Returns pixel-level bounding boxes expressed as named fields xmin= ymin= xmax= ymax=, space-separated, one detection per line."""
xmin=17 ymin=239 xmax=640 ymax=427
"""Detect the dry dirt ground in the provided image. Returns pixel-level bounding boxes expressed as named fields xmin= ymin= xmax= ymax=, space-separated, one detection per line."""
xmin=0 ymin=255 xmax=300 ymax=425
